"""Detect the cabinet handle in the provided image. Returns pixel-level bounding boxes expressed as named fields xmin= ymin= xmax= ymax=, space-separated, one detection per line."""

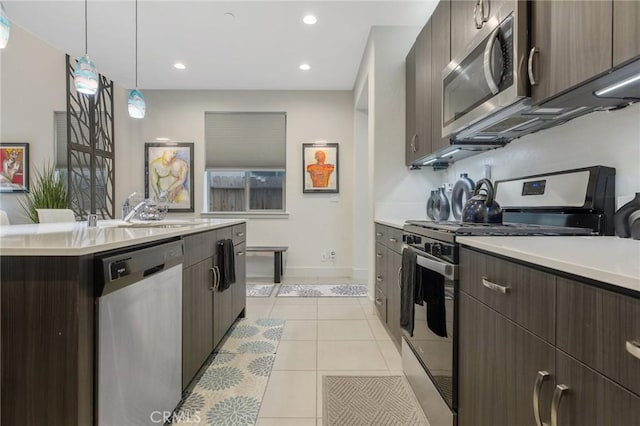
xmin=376 ymin=252 xmax=383 ymax=258
xmin=389 ymin=238 xmax=398 ymax=243
xmin=237 ymin=251 xmax=245 ymax=257
xmin=214 ymin=266 xmax=221 ymax=291
xmin=397 ymin=266 xmax=402 ymax=289
xmin=375 ymin=298 xmax=383 ymax=306
xmin=376 ymin=232 xmax=383 ymax=237
xmin=626 ymin=340 xmax=640 ymax=360
xmin=481 ymin=277 xmax=510 ymax=294
xmin=236 ymin=232 xmax=245 ymax=237
xmin=474 ymin=0 xmax=484 ymax=29
xmin=376 ymin=275 xmax=383 ymax=282
xmin=550 ymin=384 xmax=569 ymax=426
xmin=209 ymin=267 xmax=217 ymax=291
xmin=528 ymin=47 xmax=540 ymax=86
xmin=533 ymin=370 xmax=550 ymax=426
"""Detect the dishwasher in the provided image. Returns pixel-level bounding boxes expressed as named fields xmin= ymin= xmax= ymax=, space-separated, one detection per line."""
xmin=96 ymin=239 xmax=183 ymax=426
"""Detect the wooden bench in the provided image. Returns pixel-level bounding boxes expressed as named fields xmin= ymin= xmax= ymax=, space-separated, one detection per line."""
xmin=246 ymin=246 xmax=288 ymax=283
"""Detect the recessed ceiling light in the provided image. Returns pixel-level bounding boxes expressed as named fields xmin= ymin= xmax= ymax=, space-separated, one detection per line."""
xmin=174 ymin=62 xmax=186 ymax=70
xmin=224 ymin=12 xmax=235 ymax=20
xmin=156 ymin=137 xmax=170 ymax=141
xmin=299 ymin=63 xmax=311 ymax=71
xmin=303 ymin=15 xmax=317 ymax=25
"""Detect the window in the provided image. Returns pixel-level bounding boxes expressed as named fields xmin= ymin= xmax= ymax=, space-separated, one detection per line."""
xmin=204 ymin=112 xmax=286 ymax=213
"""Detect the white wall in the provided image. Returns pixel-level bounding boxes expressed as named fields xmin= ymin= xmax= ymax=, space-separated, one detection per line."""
xmin=0 ymin=25 xmax=65 ymax=223
xmin=0 ymin=24 xmax=136 ymax=224
xmin=436 ymin=102 xmax=640 ymax=213
xmin=135 ymin=90 xmax=355 ymax=279
xmin=353 ymin=26 xmax=441 ymax=294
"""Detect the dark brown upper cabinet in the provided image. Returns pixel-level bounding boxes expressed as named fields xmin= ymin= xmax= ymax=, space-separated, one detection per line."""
xmin=530 ymin=0 xmax=613 ymax=104
xmin=430 ymin=0 xmax=451 ymax=153
xmin=613 ymin=0 xmax=640 ymax=66
xmin=450 ymin=0 xmax=509 ymax=60
xmin=405 ymin=24 xmax=432 ymax=165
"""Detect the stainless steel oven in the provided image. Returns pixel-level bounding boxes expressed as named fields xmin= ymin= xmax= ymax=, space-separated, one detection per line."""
xmin=442 ymin=1 xmax=528 ymax=139
xmin=402 ymin=242 xmax=458 ymax=426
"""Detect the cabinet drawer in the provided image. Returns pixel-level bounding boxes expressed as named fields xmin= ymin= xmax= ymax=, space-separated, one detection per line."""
xmin=375 ymin=224 xmax=404 ymax=253
xmin=183 ymin=230 xmax=218 ymax=267
xmin=557 ymin=278 xmax=640 ymax=397
xmin=232 ymin=223 xmax=246 ymax=246
xmin=460 ymin=248 xmax=556 ymax=343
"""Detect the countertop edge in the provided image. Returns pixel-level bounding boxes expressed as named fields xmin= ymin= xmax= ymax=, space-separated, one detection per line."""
xmin=374 ymin=219 xmax=406 ymax=230
xmin=458 ymin=236 xmax=640 ymax=294
xmin=0 ymin=219 xmax=247 ymax=257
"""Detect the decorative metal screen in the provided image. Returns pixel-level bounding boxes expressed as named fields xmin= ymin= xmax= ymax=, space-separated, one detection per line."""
xmin=65 ymin=54 xmax=115 ymax=219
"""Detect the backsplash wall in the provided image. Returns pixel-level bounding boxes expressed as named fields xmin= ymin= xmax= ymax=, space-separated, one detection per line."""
xmin=435 ymin=101 xmax=640 ymax=213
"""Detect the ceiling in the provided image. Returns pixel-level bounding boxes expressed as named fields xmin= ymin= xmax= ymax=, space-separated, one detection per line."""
xmin=4 ymin=1 xmax=437 ymax=91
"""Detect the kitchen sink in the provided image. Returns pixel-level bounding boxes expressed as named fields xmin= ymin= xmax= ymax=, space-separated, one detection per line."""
xmin=99 ymin=219 xmax=201 ymax=228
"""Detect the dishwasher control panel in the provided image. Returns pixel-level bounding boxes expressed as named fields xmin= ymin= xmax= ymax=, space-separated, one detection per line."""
xmin=110 ymin=259 xmax=131 ymax=280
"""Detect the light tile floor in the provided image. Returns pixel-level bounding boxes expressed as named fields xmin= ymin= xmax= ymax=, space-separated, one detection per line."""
xmin=247 ymin=277 xmax=407 ymax=426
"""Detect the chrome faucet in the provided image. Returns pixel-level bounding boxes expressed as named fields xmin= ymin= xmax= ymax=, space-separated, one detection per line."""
xmin=124 ymin=200 xmax=147 ymax=222
xmin=122 ymin=192 xmax=137 ymax=219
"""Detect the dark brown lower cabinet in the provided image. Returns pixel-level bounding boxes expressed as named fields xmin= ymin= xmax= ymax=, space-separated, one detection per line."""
xmin=374 ymin=224 xmax=403 ymax=349
xmin=554 ymin=350 xmax=640 ymax=425
xmin=459 ymin=247 xmax=640 ymax=426
xmin=182 ymin=257 xmax=214 ymax=389
xmin=386 ymin=248 xmax=402 ymax=347
xmin=1 ymin=256 xmax=94 ymax=426
xmin=458 ymin=292 xmax=554 ymax=426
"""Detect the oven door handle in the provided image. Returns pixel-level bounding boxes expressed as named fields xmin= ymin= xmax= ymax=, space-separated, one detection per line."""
xmin=404 ymin=245 xmax=457 ymax=281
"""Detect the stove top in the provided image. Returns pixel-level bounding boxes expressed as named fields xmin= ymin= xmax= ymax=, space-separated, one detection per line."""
xmin=405 ymin=220 xmax=595 ymax=237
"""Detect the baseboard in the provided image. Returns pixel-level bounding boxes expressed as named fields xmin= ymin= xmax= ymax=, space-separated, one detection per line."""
xmin=248 ymin=266 xmax=353 ymax=280
xmin=351 ymin=268 xmax=368 ymax=281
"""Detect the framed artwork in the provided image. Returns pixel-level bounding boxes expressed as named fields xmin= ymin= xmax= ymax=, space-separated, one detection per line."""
xmin=0 ymin=143 xmax=29 ymax=193
xmin=303 ymin=142 xmax=339 ymax=193
xmin=144 ymin=142 xmax=195 ymax=212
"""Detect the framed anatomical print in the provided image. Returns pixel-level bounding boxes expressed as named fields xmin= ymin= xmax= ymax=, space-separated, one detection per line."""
xmin=303 ymin=142 xmax=338 ymax=193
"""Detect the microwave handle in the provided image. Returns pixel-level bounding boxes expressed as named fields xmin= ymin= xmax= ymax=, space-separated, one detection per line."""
xmin=483 ymin=25 xmax=501 ymax=95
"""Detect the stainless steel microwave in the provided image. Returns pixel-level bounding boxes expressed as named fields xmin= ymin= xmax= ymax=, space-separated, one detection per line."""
xmin=442 ymin=1 xmax=529 ymax=139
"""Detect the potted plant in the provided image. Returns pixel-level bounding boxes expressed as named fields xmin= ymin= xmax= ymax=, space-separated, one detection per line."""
xmin=19 ymin=163 xmax=68 ymax=223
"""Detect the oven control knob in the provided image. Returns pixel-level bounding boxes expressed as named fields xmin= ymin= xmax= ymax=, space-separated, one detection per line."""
xmin=432 ymin=243 xmax=442 ymax=255
xmin=405 ymin=235 xmax=422 ymax=245
xmin=440 ymin=245 xmax=451 ymax=256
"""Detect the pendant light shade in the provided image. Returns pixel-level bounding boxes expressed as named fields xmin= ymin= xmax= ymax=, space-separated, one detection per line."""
xmin=128 ymin=0 xmax=145 ymax=118
xmin=74 ymin=0 xmax=99 ymax=96
xmin=0 ymin=3 xmax=10 ymax=49
xmin=74 ymin=54 xmax=99 ymax=95
xmin=128 ymin=89 xmax=145 ymax=119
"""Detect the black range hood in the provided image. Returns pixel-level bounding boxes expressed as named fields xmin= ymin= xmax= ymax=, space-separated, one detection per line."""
xmin=413 ymin=56 xmax=640 ymax=169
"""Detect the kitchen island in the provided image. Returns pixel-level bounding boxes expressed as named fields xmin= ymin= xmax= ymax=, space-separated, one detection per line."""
xmin=0 ymin=219 xmax=247 ymax=425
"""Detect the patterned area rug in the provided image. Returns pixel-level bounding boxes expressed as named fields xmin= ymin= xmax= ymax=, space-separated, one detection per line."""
xmin=246 ymin=284 xmax=275 ymax=297
xmin=277 ymin=284 xmax=368 ymax=297
xmin=323 ymin=376 xmax=429 ymax=426
xmin=171 ymin=318 xmax=285 ymax=425
xmin=216 ymin=318 xmax=285 ymax=354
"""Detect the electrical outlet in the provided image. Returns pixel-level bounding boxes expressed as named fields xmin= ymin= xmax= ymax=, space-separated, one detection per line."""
xmin=329 ymin=250 xmax=336 ymax=260
xmin=321 ymin=252 xmax=327 ymax=262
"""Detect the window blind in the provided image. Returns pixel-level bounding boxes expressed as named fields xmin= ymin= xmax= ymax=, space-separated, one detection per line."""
xmin=205 ymin=112 xmax=286 ymax=169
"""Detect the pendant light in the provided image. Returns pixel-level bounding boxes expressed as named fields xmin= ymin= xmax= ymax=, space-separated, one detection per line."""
xmin=0 ymin=2 xmax=10 ymax=49
xmin=128 ymin=0 xmax=145 ymax=119
xmin=73 ymin=0 xmax=99 ymax=95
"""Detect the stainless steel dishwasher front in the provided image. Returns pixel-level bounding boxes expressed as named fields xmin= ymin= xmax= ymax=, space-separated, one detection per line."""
xmin=96 ymin=239 xmax=184 ymax=426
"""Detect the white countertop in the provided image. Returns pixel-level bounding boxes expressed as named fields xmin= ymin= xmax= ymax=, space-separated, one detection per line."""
xmin=457 ymin=236 xmax=640 ymax=293
xmin=374 ymin=219 xmax=406 ymax=229
xmin=0 ymin=218 xmax=246 ymax=256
